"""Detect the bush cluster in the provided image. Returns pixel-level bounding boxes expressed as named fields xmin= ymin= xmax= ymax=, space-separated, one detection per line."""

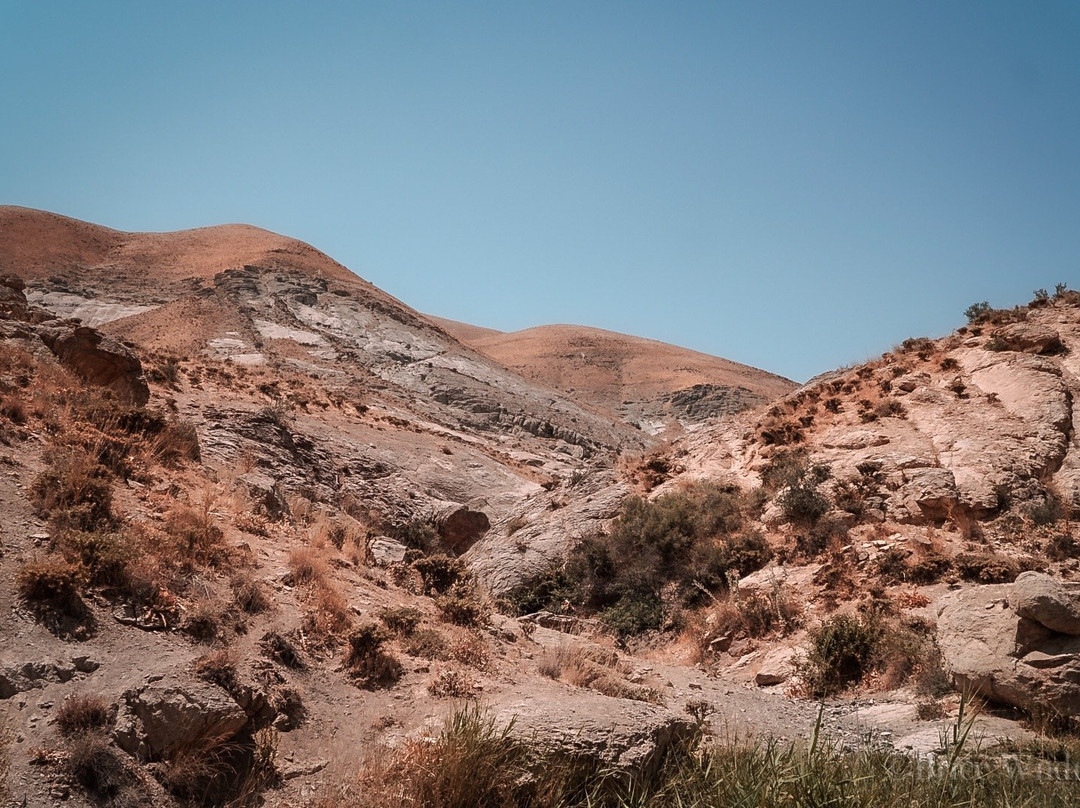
xmin=507 ymin=482 xmax=770 ymax=637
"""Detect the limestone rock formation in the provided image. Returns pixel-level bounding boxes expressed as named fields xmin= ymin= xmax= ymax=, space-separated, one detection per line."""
xmin=1009 ymin=571 xmax=1080 ymax=636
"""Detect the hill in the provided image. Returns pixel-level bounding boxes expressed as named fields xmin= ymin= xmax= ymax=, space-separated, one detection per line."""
xmin=433 ymin=318 xmax=797 ymax=434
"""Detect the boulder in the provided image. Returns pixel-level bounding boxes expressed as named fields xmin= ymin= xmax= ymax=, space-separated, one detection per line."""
xmin=492 ymin=686 xmax=696 ymax=775
xmin=0 ymin=658 xmax=90 ymax=698
xmin=937 ymin=585 xmax=1080 ymax=716
xmin=1009 ymin=571 xmax=1080 ymax=635
xmin=755 ymin=646 xmax=797 ymax=686
xmin=901 ymin=467 xmax=960 ymax=521
xmin=367 ymin=536 xmax=408 ymax=566
xmin=236 ymin=470 xmax=290 ymax=520
xmin=39 ymin=325 xmax=149 ymax=405
xmin=114 ymin=679 xmax=248 ymax=760
xmin=992 ymin=323 xmax=1062 ymax=355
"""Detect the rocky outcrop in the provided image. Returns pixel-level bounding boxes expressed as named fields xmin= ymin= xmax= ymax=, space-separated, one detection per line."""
xmin=0 ymin=273 xmax=28 ymax=319
xmin=0 ymin=656 xmax=98 ymax=699
xmin=992 ymin=323 xmax=1063 ymax=355
xmin=937 ymin=582 xmax=1080 ymax=716
xmin=492 ymin=686 xmax=696 ymax=775
xmin=39 ymin=325 xmax=149 ymax=405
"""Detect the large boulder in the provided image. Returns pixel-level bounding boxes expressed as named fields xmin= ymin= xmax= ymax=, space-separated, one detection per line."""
xmin=1009 ymin=571 xmax=1080 ymax=635
xmin=39 ymin=325 xmax=149 ymax=405
xmin=114 ymin=679 xmax=248 ymax=760
xmin=937 ymin=584 xmax=1080 ymax=716
xmin=491 ymin=686 xmax=696 ymax=775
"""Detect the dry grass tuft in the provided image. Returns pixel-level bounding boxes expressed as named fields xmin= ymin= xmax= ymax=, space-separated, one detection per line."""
xmin=55 ymin=694 xmax=112 ymax=737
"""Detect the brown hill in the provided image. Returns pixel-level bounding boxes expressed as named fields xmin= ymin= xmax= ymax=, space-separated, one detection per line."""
xmin=0 ymin=205 xmax=357 ymax=285
xmin=433 ymin=318 xmax=797 ymax=434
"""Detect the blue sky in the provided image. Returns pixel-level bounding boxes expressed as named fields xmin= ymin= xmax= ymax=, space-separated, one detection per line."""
xmin=2 ymin=2 xmax=1078 ymax=382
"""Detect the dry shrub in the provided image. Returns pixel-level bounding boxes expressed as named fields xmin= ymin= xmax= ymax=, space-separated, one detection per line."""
xmin=31 ymin=448 xmax=114 ymax=531
xmin=304 ymin=579 xmax=352 ymax=641
xmin=379 ymin=605 xmax=423 ymax=636
xmin=165 ymin=502 xmax=227 ymax=567
xmin=954 ymin=552 xmax=1019 ymax=583
xmin=65 ymin=732 xmax=139 ymax=802
xmin=17 ymin=556 xmax=83 ymax=608
xmin=151 ymin=419 xmax=201 ymax=466
xmin=708 ymin=584 xmax=802 ymax=641
xmin=232 ymin=571 xmax=271 ymax=614
xmin=55 ymin=694 xmax=112 ymax=737
xmin=234 ymin=511 xmax=271 ymax=537
xmin=346 ymin=705 xmax=534 ymax=807
xmin=346 ymin=624 xmax=402 ymax=689
xmin=448 ymin=633 xmax=489 ymax=669
xmin=288 ymin=546 xmax=327 ymax=585
xmin=194 ymin=648 xmax=239 ymax=691
xmin=403 ymin=628 xmax=450 ymax=660
xmin=159 ymin=724 xmax=277 ymax=806
xmin=261 ymin=630 xmax=305 ymax=669
xmin=183 ymin=597 xmax=235 ymax=643
xmin=428 ymin=666 xmax=475 ymax=698
xmin=436 ymin=588 xmax=489 ymax=627
xmin=539 ymin=644 xmax=660 ymax=704
xmin=56 ymin=529 xmax=135 ymax=589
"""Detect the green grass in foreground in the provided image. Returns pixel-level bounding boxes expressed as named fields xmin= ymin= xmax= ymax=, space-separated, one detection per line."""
xmin=310 ymin=700 xmax=1080 ymax=808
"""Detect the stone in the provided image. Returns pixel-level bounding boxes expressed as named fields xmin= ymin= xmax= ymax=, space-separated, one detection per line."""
xmin=0 ymin=273 xmax=28 ymax=319
xmin=114 ymin=680 xmax=248 ymax=760
xmin=937 ymin=585 xmax=1080 ymax=716
xmin=367 ymin=536 xmax=408 ymax=566
xmin=755 ymin=646 xmax=797 ymax=686
xmin=492 ymin=686 xmax=696 ymax=775
xmin=900 ymin=467 xmax=959 ymax=521
xmin=1009 ymin=571 xmax=1080 ymax=635
xmin=432 ymin=502 xmax=490 ymax=554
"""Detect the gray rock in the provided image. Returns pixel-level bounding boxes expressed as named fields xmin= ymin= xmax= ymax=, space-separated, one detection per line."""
xmin=367 ymin=536 xmax=408 ymax=566
xmin=114 ymin=679 xmax=248 ymax=760
xmin=755 ymin=646 xmax=797 ymax=687
xmin=1009 ymin=572 xmax=1080 ymax=635
xmin=492 ymin=686 xmax=696 ymax=775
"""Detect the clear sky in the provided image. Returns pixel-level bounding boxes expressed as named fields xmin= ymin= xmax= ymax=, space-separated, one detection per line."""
xmin=2 ymin=2 xmax=1078 ymax=382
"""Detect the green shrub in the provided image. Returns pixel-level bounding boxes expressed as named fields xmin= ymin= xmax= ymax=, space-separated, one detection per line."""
xmin=801 ymin=614 xmax=882 ymax=698
xmin=965 ymin=301 xmax=993 ymax=323
xmin=777 ymin=482 xmax=830 ymax=525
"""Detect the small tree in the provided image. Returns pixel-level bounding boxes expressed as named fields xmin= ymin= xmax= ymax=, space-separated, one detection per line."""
xmin=964 ymin=301 xmax=992 ymax=324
